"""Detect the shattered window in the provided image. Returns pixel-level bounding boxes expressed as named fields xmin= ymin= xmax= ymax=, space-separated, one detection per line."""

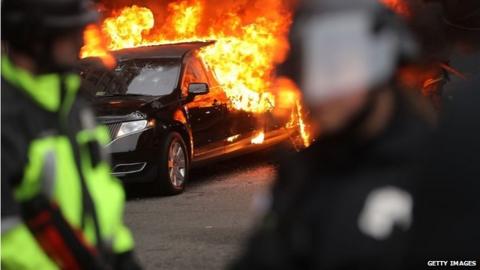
xmin=82 ymin=60 xmax=181 ymax=97
xmin=118 ymin=60 xmax=181 ymax=96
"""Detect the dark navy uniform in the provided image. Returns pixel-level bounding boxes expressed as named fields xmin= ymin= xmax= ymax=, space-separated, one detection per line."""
xmin=232 ymin=92 xmax=433 ymax=270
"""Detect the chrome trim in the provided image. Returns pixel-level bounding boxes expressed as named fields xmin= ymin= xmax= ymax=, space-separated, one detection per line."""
xmin=112 ymin=162 xmax=147 ymax=176
xmin=168 ymin=140 xmax=186 ymax=188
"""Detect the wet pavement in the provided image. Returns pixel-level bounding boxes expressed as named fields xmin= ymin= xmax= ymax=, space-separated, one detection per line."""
xmin=124 ymin=148 xmax=286 ymax=270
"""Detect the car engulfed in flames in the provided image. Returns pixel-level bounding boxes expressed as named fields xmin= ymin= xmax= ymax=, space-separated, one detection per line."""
xmin=81 ymin=0 xmax=312 ymax=148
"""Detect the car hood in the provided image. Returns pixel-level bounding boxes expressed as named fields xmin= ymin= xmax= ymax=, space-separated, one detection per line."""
xmin=93 ymin=95 xmax=168 ymax=123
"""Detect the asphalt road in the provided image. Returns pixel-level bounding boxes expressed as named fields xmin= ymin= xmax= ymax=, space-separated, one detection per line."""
xmin=124 ymin=149 xmax=285 ymax=270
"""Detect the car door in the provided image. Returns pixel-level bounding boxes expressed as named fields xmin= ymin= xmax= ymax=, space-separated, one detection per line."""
xmin=183 ymin=57 xmax=229 ymax=159
xmin=202 ymin=63 xmax=261 ymax=150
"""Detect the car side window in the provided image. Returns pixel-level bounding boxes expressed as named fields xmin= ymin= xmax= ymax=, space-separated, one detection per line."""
xmin=182 ymin=58 xmax=209 ymax=97
xmin=202 ymin=62 xmax=228 ymax=102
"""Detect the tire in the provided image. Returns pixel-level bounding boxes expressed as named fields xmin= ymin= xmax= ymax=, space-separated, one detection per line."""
xmin=154 ymin=132 xmax=189 ymax=195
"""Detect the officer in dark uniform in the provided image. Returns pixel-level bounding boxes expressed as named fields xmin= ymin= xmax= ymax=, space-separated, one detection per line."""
xmin=408 ymin=0 xmax=480 ymax=265
xmin=391 ymin=0 xmax=480 ymax=110
xmin=1 ymin=0 xmax=142 ymax=269
xmin=231 ymin=1 xmax=434 ymax=269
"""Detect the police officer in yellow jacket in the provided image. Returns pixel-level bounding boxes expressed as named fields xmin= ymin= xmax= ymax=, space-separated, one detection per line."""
xmin=1 ymin=0 xmax=142 ymax=269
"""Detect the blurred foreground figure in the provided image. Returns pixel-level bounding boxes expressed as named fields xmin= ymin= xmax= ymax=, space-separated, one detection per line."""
xmin=391 ymin=0 xmax=480 ymax=110
xmin=1 ymin=0 xmax=141 ymax=269
xmin=408 ymin=0 xmax=480 ymax=264
xmin=231 ymin=1 xmax=434 ymax=269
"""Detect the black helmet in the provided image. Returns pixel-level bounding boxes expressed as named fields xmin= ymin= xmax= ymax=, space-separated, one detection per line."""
xmin=2 ymin=0 xmax=98 ymax=33
xmin=2 ymin=0 xmax=99 ymax=71
xmin=279 ymin=0 xmax=418 ymax=103
xmin=422 ymin=0 xmax=480 ymax=51
xmin=427 ymin=0 xmax=480 ymax=31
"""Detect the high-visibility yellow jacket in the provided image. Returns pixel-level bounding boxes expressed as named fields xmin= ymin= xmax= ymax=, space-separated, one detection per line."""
xmin=1 ymin=56 xmax=136 ymax=269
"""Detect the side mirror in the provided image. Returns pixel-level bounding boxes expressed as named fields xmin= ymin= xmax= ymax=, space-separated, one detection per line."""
xmin=188 ymin=83 xmax=209 ymax=96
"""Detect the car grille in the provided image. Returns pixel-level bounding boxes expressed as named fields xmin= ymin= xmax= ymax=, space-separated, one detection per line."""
xmin=106 ymin=122 xmax=122 ymax=140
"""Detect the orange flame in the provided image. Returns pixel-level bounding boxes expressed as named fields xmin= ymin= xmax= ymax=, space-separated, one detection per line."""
xmin=80 ymin=24 xmax=116 ymax=68
xmin=167 ymin=1 xmax=203 ymax=37
xmin=381 ymin=0 xmax=411 ymax=17
xmin=81 ymin=1 xmax=292 ymax=113
xmin=251 ymin=131 xmax=265 ymax=145
xmin=81 ymin=0 xmax=312 ymax=147
xmin=103 ymin=5 xmax=154 ymax=50
xmin=296 ymin=100 xmax=311 ymax=148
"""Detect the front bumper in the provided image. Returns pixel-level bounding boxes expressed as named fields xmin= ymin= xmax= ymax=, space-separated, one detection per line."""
xmin=107 ymin=128 xmax=160 ymax=184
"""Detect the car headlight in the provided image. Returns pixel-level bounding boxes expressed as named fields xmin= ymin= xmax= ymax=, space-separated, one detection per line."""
xmin=117 ymin=120 xmax=148 ymax=138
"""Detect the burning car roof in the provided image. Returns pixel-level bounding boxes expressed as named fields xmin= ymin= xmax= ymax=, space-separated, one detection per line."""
xmin=111 ymin=41 xmax=216 ymax=61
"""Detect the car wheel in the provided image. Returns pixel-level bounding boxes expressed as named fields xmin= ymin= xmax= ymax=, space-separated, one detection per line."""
xmin=155 ymin=132 xmax=189 ymax=195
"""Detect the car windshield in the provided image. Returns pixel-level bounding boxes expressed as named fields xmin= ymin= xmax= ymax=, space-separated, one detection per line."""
xmin=83 ymin=60 xmax=181 ymax=97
